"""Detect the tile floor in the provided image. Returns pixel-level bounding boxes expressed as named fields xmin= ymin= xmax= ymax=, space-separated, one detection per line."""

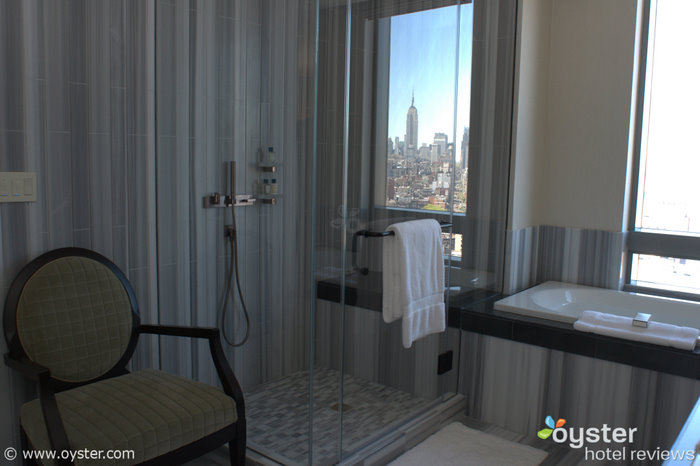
xmin=188 ymin=372 xmax=587 ymax=465
xmin=189 ymin=415 xmax=587 ymax=466
xmin=244 ymin=369 xmax=435 ymax=465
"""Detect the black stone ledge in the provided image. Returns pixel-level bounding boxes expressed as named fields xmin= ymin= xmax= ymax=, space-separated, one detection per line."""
xmin=316 ymin=273 xmax=498 ymax=319
xmin=317 ymin=277 xmax=700 ymax=380
xmin=455 ymin=295 xmax=700 ymax=380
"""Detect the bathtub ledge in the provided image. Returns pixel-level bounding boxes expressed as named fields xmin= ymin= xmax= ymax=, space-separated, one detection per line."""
xmin=452 ymin=295 xmax=700 ymax=380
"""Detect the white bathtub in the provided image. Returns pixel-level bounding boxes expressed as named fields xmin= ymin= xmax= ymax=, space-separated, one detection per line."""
xmin=494 ymin=281 xmax=700 ymax=330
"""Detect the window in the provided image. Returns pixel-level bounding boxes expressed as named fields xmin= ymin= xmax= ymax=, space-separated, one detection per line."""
xmin=382 ymin=4 xmax=472 ymax=214
xmin=361 ymin=0 xmax=514 ymax=290
xmin=626 ymin=0 xmax=700 ymax=299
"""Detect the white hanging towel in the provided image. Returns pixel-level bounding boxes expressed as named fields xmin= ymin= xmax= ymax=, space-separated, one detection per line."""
xmin=382 ymin=219 xmax=446 ymax=348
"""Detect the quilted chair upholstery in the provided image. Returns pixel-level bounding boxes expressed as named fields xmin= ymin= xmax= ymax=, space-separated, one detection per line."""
xmin=15 ymin=256 xmax=133 ymax=383
xmin=3 ymin=248 xmax=246 ymax=466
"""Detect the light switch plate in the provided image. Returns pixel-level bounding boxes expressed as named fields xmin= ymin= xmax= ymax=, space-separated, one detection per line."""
xmin=0 ymin=172 xmax=37 ymax=203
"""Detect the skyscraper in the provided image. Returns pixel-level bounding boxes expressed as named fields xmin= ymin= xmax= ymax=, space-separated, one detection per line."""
xmin=433 ymin=132 xmax=448 ymax=157
xmin=461 ymin=127 xmax=469 ymax=169
xmin=405 ymin=91 xmax=418 ymax=157
xmin=430 ymin=144 xmax=439 ymax=163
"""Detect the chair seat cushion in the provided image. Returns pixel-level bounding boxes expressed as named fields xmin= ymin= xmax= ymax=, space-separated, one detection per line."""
xmin=21 ymin=369 xmax=237 ymax=465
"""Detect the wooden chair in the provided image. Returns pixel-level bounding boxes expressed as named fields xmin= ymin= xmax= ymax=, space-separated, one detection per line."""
xmin=3 ymin=248 xmax=246 ymax=465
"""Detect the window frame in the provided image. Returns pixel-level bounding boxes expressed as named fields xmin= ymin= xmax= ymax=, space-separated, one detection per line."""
xmin=371 ymin=4 xmax=471 ymax=217
xmin=369 ymin=3 xmax=471 ymax=264
xmin=623 ymin=0 xmax=700 ymax=301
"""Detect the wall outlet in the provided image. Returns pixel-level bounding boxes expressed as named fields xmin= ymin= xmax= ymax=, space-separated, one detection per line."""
xmin=0 ymin=172 xmax=37 ymax=203
xmin=437 ymin=350 xmax=453 ymax=375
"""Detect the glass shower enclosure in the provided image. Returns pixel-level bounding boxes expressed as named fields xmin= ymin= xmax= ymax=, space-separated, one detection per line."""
xmin=150 ymin=0 xmax=509 ymax=464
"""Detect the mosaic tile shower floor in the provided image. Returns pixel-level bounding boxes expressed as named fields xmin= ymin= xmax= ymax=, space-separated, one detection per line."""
xmin=244 ymin=369 xmax=434 ymax=465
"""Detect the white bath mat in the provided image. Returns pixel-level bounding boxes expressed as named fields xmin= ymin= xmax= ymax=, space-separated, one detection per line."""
xmin=389 ymin=422 xmax=548 ymax=466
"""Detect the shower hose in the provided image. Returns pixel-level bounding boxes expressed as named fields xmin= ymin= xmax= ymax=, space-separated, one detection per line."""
xmin=220 ymin=200 xmax=251 ymax=347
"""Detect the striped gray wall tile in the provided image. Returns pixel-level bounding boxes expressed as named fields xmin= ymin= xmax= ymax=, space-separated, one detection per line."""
xmin=0 ymin=0 xmax=157 ymax=450
xmin=315 ymin=301 xmax=460 ymax=401
xmin=0 ymin=0 xmax=318 ymax=452
xmin=459 ymin=331 xmax=700 ymax=463
xmin=505 ymin=225 xmax=624 ymax=294
xmin=538 ymin=225 xmax=623 ymax=290
xmin=149 ymin=0 xmax=316 ymax=390
xmin=504 ymin=226 xmax=539 ymax=294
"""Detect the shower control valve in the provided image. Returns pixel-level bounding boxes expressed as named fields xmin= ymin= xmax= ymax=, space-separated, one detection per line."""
xmin=232 ymin=194 xmax=256 ymax=207
xmin=203 ymin=193 xmax=256 ymax=208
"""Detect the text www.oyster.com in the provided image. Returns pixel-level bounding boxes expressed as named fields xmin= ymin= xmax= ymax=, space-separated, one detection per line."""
xmin=4 ymin=446 xmax=135 ymax=462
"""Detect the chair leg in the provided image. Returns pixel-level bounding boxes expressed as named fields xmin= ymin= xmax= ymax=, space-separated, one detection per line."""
xmin=229 ymin=421 xmax=246 ymax=466
xmin=20 ymin=427 xmax=36 ymax=466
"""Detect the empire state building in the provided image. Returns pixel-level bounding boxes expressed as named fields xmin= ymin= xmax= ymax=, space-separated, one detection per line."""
xmin=405 ymin=92 xmax=418 ymax=157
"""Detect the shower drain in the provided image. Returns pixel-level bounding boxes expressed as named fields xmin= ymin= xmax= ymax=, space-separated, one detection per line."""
xmin=329 ymin=403 xmax=353 ymax=412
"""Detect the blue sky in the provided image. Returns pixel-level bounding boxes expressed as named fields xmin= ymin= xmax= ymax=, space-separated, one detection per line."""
xmin=388 ymin=4 xmax=473 ymax=149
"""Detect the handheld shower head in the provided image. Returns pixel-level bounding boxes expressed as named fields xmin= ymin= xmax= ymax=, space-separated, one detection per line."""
xmin=230 ymin=160 xmax=236 ymax=197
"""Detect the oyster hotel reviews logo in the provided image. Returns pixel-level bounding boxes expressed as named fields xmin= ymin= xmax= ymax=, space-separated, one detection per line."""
xmin=538 ymin=415 xmax=696 ymax=462
xmin=537 ymin=415 xmax=566 ymax=439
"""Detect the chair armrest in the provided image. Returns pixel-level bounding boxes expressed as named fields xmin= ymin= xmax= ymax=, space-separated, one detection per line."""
xmin=138 ymin=324 xmax=219 ymax=339
xmin=136 ymin=324 xmax=246 ymax=424
xmin=4 ymin=354 xmax=71 ymax=463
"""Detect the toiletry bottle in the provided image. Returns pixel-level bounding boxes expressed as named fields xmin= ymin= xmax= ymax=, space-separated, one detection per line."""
xmin=271 ymin=178 xmax=278 ymax=194
xmin=263 ymin=178 xmax=271 ymax=194
xmin=267 ymin=147 xmax=276 ymax=164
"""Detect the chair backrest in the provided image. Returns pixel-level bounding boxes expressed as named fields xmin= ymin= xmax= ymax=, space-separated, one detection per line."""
xmin=4 ymin=248 xmax=139 ymax=384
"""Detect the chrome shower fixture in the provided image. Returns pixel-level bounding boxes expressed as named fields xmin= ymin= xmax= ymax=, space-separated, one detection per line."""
xmin=203 ymin=161 xmax=256 ymax=208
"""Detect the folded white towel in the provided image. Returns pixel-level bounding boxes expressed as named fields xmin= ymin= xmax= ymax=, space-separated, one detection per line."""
xmin=382 ymin=219 xmax=445 ymax=348
xmin=573 ymin=310 xmax=699 ymax=351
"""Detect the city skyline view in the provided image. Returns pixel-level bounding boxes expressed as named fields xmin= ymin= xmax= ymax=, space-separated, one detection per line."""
xmin=385 ymin=4 xmax=473 ymax=214
xmin=388 ymin=4 xmax=472 ymax=156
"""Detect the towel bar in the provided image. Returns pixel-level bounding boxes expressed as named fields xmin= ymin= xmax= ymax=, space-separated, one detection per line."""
xmin=355 ymin=221 xmax=453 ymax=238
xmin=352 ymin=222 xmax=453 ymax=275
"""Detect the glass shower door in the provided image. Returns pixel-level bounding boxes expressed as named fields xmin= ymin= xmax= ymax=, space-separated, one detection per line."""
xmin=311 ymin=1 xmax=472 ymax=463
